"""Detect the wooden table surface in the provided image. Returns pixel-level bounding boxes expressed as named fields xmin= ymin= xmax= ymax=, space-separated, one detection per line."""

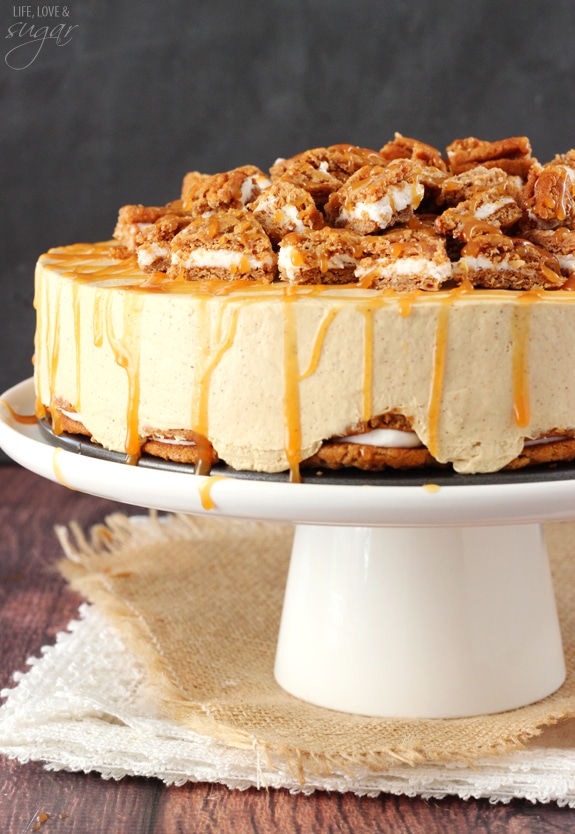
xmin=1 ymin=462 xmax=575 ymax=834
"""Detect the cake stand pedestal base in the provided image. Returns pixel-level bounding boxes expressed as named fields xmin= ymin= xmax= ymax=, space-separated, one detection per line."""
xmin=274 ymin=523 xmax=566 ymax=718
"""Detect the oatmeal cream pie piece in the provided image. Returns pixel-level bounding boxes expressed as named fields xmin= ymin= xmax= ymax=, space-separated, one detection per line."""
xmin=272 ymin=161 xmax=342 ymax=208
xmin=379 ymin=132 xmax=448 ymax=171
xmin=142 ymin=429 xmax=219 ymax=468
xmin=355 ymin=227 xmax=452 ymax=291
xmin=269 ymin=145 xmax=387 ymax=207
xmin=277 ymin=227 xmax=363 ymax=284
xmin=270 ymin=144 xmax=386 ymax=183
xmin=446 ymin=136 xmax=535 ymax=178
xmin=305 ymin=431 xmax=575 ymax=473
xmin=248 ymin=179 xmax=324 ymax=244
xmin=49 ymin=401 xmax=92 ymax=437
xmin=503 ymin=436 xmax=575 ymax=470
xmin=324 ymin=159 xmax=425 ymax=234
xmin=181 ymin=165 xmax=271 ymax=212
xmin=452 ymin=232 xmax=564 ymax=290
xmin=435 ymin=185 xmax=523 ymax=241
xmin=113 ymin=203 xmax=187 ymax=250
xmin=303 ymin=442 xmax=438 ymax=472
xmin=180 ymin=171 xmax=212 ymax=200
xmin=168 ymin=207 xmax=276 ymax=282
xmin=136 ymin=211 xmax=194 ymax=273
xmin=551 ymin=149 xmax=575 ymax=171
xmin=437 ymin=165 xmax=524 ymax=207
xmin=322 ymin=144 xmax=389 ymax=178
xmin=523 ymin=159 xmax=575 ymax=229
xmin=521 ymin=227 xmax=575 ymax=278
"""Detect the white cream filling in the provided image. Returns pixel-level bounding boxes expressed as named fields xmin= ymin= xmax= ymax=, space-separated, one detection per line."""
xmin=172 ymin=249 xmax=273 ymax=271
xmin=137 ymin=242 xmax=171 ymax=268
xmin=474 ymin=196 xmax=516 ymax=220
xmin=326 ymin=253 xmax=358 ymax=269
xmin=149 ymin=436 xmax=196 ymax=446
xmin=277 ymin=245 xmax=299 ymax=281
xmin=342 ymin=181 xmax=425 ymax=229
xmin=61 ymin=409 xmax=84 ymax=422
xmin=557 ymin=253 xmax=575 ymax=275
xmin=355 ymin=257 xmax=451 ymax=282
xmin=240 ymin=174 xmax=271 ymax=205
xmin=523 ymin=435 xmax=570 ymax=447
xmin=458 ymin=254 xmax=517 ymax=273
xmin=335 ymin=428 xmax=571 ymax=450
xmin=251 ymin=193 xmax=275 ymax=213
xmin=335 ymin=428 xmax=423 ymax=448
xmin=278 ymin=203 xmax=307 ymax=231
xmin=254 ymin=199 xmax=308 ymax=233
xmin=278 ymin=245 xmax=357 ymax=281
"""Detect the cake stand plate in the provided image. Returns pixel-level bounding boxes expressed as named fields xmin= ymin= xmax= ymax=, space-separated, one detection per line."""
xmin=1 ymin=378 xmax=573 ymax=718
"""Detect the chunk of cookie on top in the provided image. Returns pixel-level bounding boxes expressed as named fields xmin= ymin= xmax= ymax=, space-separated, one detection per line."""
xmin=136 ymin=212 xmax=195 ymax=273
xmin=356 ymin=227 xmax=452 ymax=291
xmin=452 ymin=233 xmax=564 ymax=290
xmin=270 ymin=144 xmax=387 ymax=183
xmin=249 ymin=179 xmax=324 ymax=245
xmin=110 ymin=134 xmax=575 ymax=294
xmin=523 ymin=158 xmax=575 ymax=230
xmin=521 ymin=227 xmax=575 ymax=279
xmin=113 ymin=202 xmax=189 ymax=251
xmin=379 ymin=132 xmax=448 ymax=171
xmin=277 ymin=228 xmax=363 ymax=284
xmin=181 ymin=165 xmax=271 ymax=213
xmin=445 ymin=136 xmax=536 ymax=178
xmin=168 ymin=208 xmax=276 ymax=282
xmin=270 ymin=145 xmax=388 ymax=208
xmin=435 ymin=185 xmax=524 ymax=241
xmin=437 ymin=165 xmax=524 ymax=207
xmin=324 ymin=160 xmax=426 ymax=234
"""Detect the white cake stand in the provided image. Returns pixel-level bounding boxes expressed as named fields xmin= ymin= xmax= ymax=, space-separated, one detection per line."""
xmin=1 ymin=378 xmax=573 ymax=719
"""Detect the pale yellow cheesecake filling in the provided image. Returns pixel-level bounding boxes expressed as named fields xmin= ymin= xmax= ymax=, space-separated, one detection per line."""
xmin=34 ymin=242 xmax=575 ymax=479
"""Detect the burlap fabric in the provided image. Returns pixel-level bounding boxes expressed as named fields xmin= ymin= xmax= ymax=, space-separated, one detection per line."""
xmin=57 ymin=514 xmax=575 ymax=778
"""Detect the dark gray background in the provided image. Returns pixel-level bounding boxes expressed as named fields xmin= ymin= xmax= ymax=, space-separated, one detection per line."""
xmin=1 ymin=0 xmax=575 ymax=448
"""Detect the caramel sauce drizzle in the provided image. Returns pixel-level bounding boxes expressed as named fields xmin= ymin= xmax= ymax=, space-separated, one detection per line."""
xmin=397 ymin=291 xmax=418 ymax=317
xmin=190 ymin=297 xmax=240 ymax=476
xmin=0 ymin=399 xmax=37 ymax=424
xmin=47 ymin=281 xmax=63 ymax=434
xmin=72 ymin=279 xmax=83 ymax=410
xmin=356 ymin=268 xmax=378 ymax=290
xmin=460 ymin=218 xmax=500 ymax=241
xmin=411 ymin=179 xmax=424 ymax=210
xmin=427 ymin=299 xmax=451 ymax=458
xmin=104 ymin=291 xmax=144 ymax=463
xmin=283 ymin=286 xmax=303 ymax=482
xmin=93 ymin=288 xmax=105 ymax=347
xmin=198 ymin=474 xmax=228 ymax=510
xmin=555 ymin=168 xmax=571 ymax=222
xmin=510 ymin=292 xmax=538 ymax=428
xmin=52 ymin=447 xmax=76 ymax=490
xmin=32 ymin=269 xmax=46 ymax=419
xmin=299 ymin=307 xmax=342 ymax=379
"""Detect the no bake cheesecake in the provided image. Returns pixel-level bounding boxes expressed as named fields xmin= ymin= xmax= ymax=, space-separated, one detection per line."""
xmin=33 ymin=134 xmax=575 ymax=480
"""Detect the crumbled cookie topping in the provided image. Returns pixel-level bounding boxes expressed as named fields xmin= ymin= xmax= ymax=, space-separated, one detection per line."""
xmin=113 ymin=134 xmax=575 ymax=290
